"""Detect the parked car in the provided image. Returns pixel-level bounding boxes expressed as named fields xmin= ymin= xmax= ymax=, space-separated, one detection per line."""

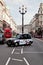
xmin=6 ymin=34 xmax=33 ymax=47
xmin=0 ymin=33 xmax=5 ymax=44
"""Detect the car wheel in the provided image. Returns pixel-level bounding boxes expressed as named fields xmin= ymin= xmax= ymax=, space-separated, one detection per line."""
xmin=7 ymin=41 xmax=11 ymax=47
xmin=29 ymin=41 xmax=32 ymax=46
xmin=15 ymin=42 xmax=19 ymax=46
xmin=29 ymin=43 xmax=31 ymax=46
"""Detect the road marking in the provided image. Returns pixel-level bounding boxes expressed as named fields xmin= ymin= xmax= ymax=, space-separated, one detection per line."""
xmin=24 ymin=52 xmax=43 ymax=54
xmin=12 ymin=58 xmax=23 ymax=62
xmin=5 ymin=57 xmax=11 ymax=65
xmin=21 ymin=47 xmax=23 ymax=54
xmin=23 ymin=57 xmax=29 ymax=65
xmin=16 ymin=49 xmax=20 ymax=50
xmin=22 ymin=46 xmax=24 ymax=48
xmin=14 ymin=52 xmax=20 ymax=54
xmin=11 ymin=48 xmax=15 ymax=54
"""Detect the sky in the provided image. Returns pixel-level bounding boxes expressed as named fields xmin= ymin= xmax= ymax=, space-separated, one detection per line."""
xmin=4 ymin=0 xmax=43 ymax=25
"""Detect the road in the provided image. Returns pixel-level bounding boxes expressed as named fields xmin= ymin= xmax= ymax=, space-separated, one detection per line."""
xmin=0 ymin=38 xmax=43 ymax=65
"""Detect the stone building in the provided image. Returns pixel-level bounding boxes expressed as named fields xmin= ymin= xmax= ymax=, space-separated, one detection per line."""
xmin=0 ymin=0 xmax=17 ymax=33
xmin=29 ymin=3 xmax=43 ymax=33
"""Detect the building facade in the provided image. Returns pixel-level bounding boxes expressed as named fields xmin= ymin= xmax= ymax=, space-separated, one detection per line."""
xmin=38 ymin=3 xmax=43 ymax=29
xmin=0 ymin=0 xmax=17 ymax=33
xmin=29 ymin=3 xmax=43 ymax=33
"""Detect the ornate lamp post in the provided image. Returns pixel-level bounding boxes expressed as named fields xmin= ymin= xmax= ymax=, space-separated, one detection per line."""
xmin=19 ymin=5 xmax=27 ymax=34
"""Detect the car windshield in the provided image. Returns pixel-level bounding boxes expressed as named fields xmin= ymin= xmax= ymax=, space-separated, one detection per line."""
xmin=16 ymin=34 xmax=31 ymax=39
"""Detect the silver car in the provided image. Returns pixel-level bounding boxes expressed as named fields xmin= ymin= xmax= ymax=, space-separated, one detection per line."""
xmin=6 ymin=34 xmax=33 ymax=47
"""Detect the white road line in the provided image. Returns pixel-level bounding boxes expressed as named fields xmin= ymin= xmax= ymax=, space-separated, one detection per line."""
xmin=11 ymin=48 xmax=15 ymax=54
xmin=21 ymin=47 xmax=23 ymax=54
xmin=23 ymin=57 xmax=30 ymax=65
xmin=16 ymin=49 xmax=20 ymax=50
xmin=5 ymin=57 xmax=11 ymax=65
xmin=22 ymin=46 xmax=24 ymax=48
xmin=24 ymin=52 xmax=43 ymax=54
xmin=14 ymin=52 xmax=20 ymax=54
xmin=12 ymin=58 xmax=23 ymax=62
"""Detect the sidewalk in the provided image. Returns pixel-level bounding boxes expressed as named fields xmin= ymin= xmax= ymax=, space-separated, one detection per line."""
xmin=39 ymin=38 xmax=43 ymax=40
xmin=39 ymin=36 xmax=43 ymax=40
xmin=37 ymin=37 xmax=43 ymax=42
xmin=35 ymin=38 xmax=43 ymax=42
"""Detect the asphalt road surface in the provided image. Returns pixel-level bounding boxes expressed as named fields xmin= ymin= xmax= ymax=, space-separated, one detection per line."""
xmin=0 ymin=38 xmax=43 ymax=65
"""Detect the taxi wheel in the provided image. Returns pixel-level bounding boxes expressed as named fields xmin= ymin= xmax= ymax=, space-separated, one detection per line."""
xmin=29 ymin=44 xmax=31 ymax=46
xmin=29 ymin=42 xmax=32 ymax=46
xmin=15 ymin=42 xmax=19 ymax=46
xmin=7 ymin=41 xmax=11 ymax=47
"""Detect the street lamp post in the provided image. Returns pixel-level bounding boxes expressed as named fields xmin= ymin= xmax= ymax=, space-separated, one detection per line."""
xmin=19 ymin=5 xmax=27 ymax=34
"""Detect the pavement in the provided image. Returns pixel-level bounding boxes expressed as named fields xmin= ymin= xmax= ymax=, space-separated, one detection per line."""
xmin=36 ymin=37 xmax=43 ymax=41
xmin=40 ymin=37 xmax=43 ymax=40
xmin=0 ymin=38 xmax=43 ymax=65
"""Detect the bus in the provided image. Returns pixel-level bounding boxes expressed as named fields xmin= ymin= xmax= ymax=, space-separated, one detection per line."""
xmin=4 ymin=27 xmax=12 ymax=38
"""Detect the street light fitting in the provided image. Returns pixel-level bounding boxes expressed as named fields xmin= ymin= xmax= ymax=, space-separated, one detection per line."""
xmin=25 ymin=10 xmax=27 ymax=13
xmin=19 ymin=10 xmax=21 ymax=13
xmin=22 ymin=5 xmax=24 ymax=7
xmin=19 ymin=5 xmax=27 ymax=14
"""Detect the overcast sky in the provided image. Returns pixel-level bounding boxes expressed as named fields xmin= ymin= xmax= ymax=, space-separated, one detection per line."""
xmin=4 ymin=0 xmax=43 ymax=25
